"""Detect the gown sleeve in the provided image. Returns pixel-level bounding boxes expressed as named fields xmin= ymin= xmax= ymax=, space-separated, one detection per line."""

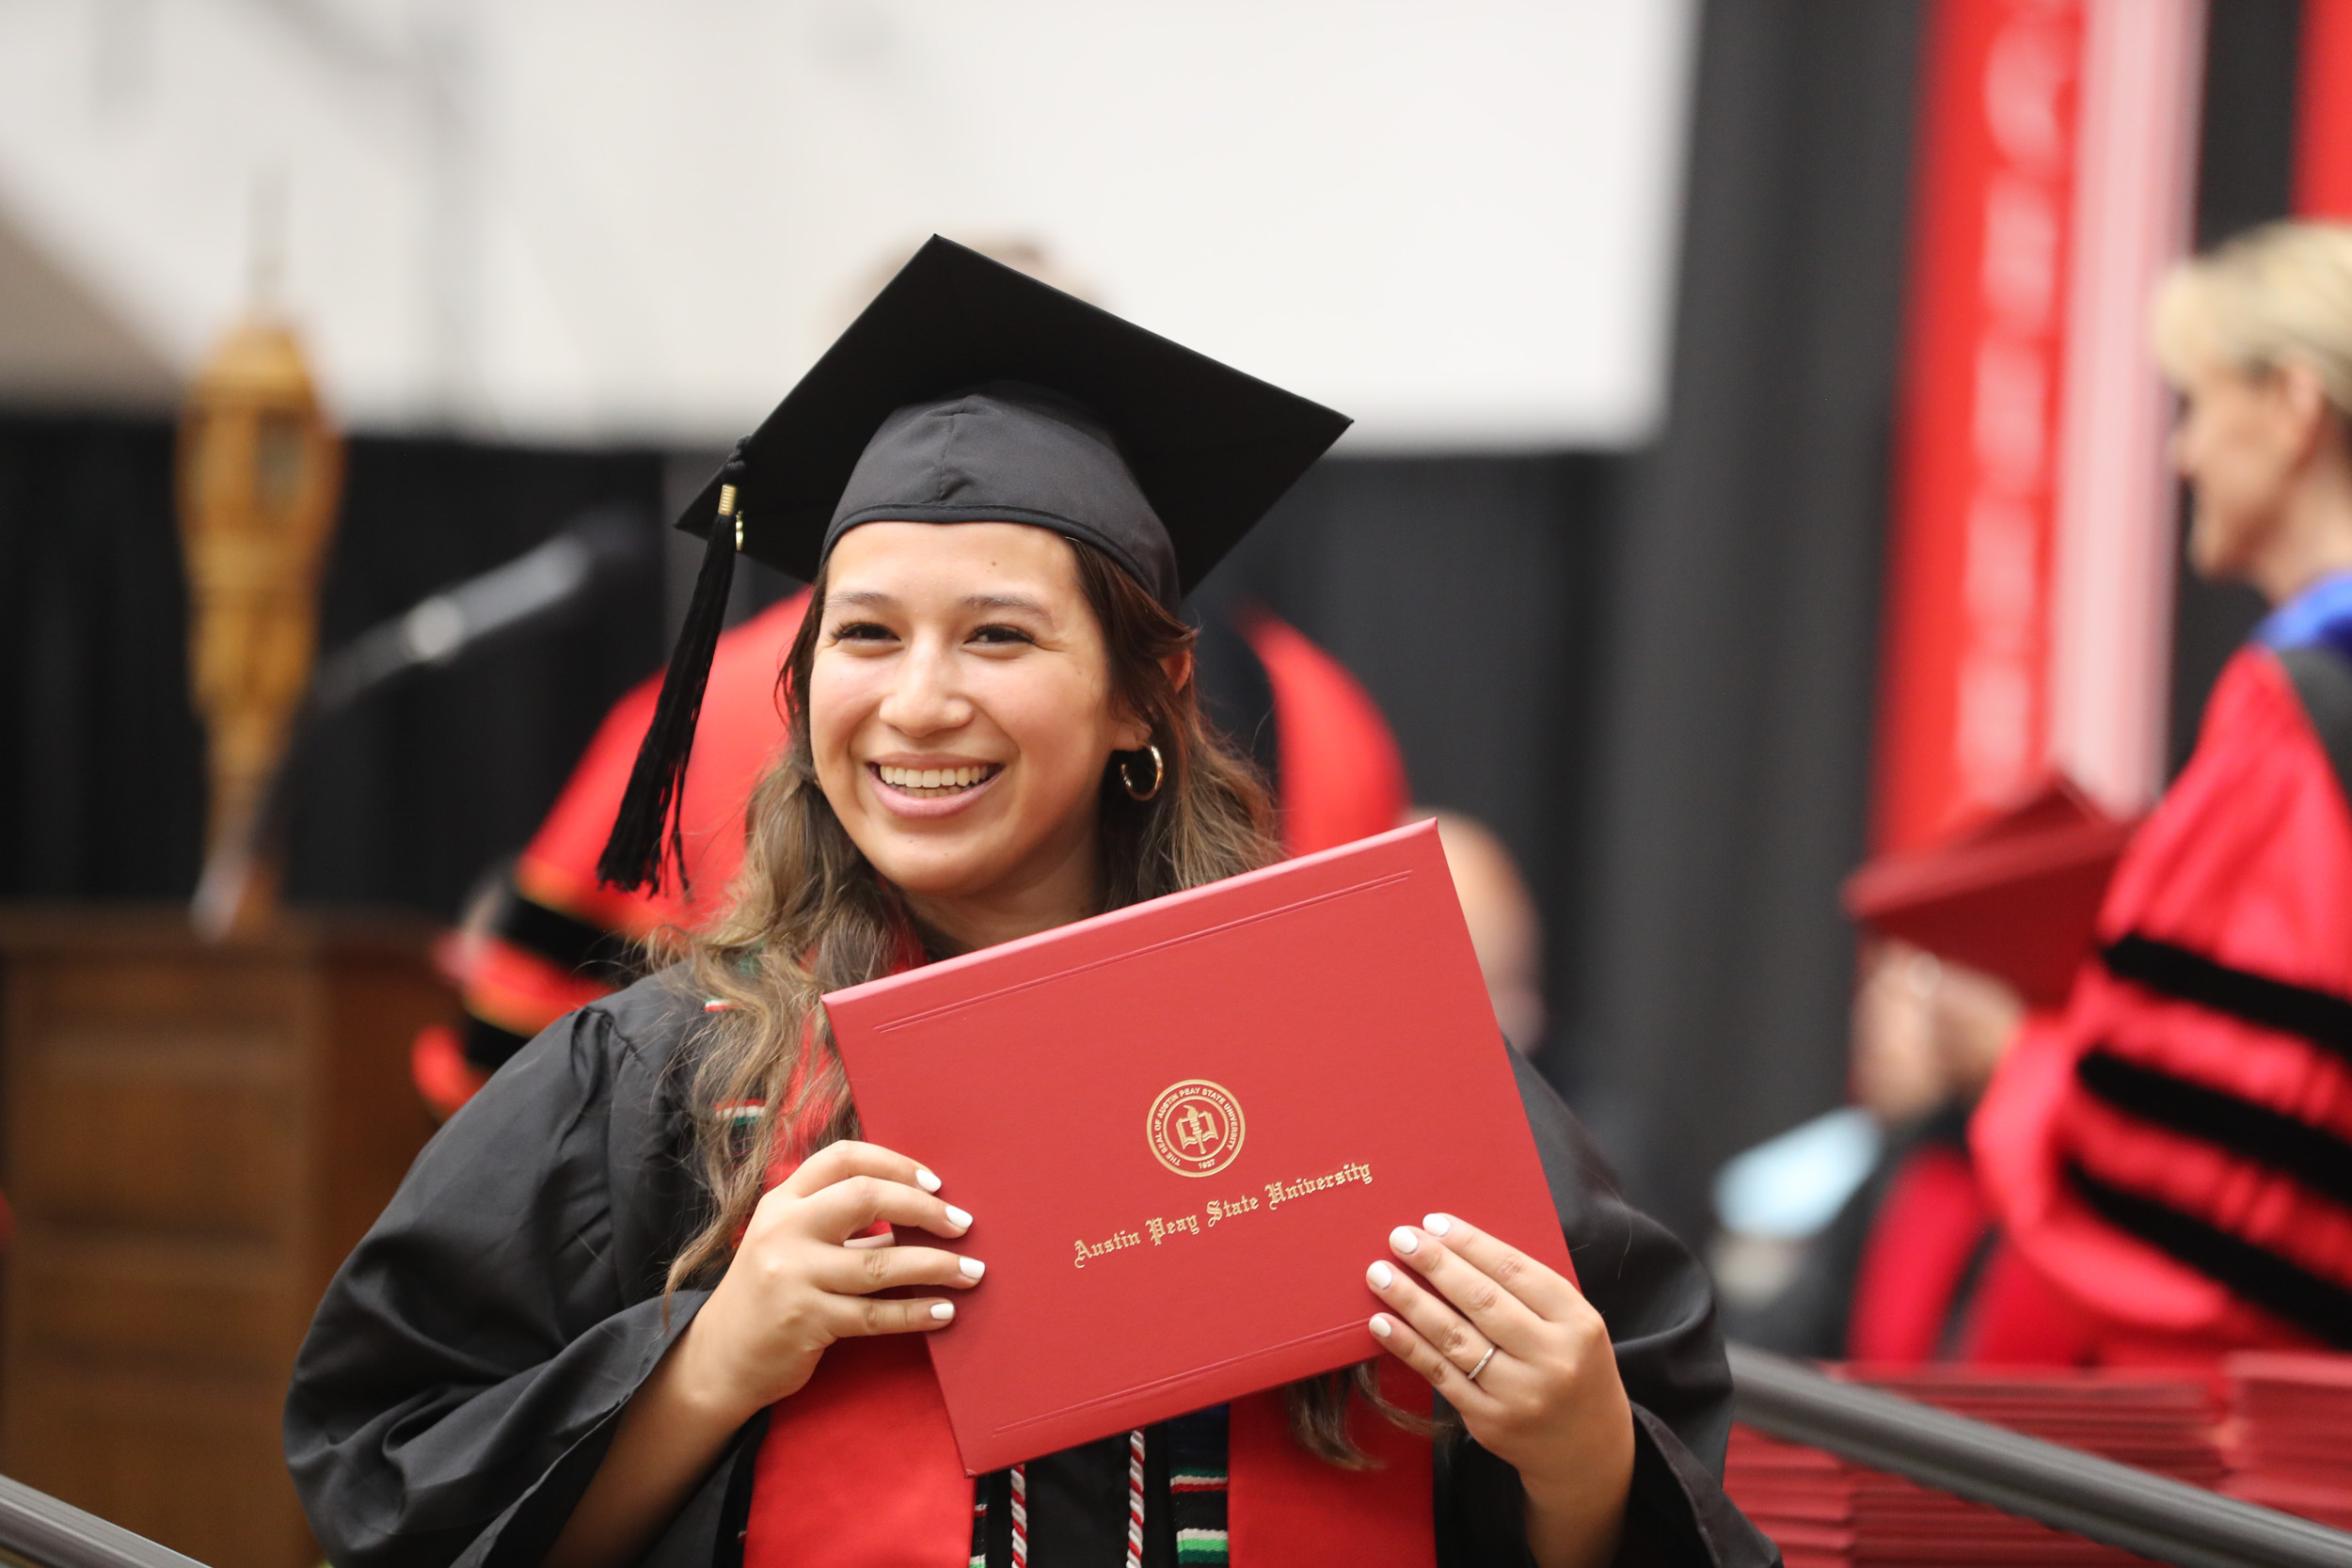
xmin=1435 ymin=1053 xmax=1780 ymax=1568
xmin=284 ymin=979 xmax=728 ymax=1568
xmin=1974 ymin=645 xmax=2352 ymax=1351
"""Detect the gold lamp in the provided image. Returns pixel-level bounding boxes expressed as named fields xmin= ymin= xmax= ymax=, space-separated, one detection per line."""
xmin=180 ymin=314 xmax=343 ymax=937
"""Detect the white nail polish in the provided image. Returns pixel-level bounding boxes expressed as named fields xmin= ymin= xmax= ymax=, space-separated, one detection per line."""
xmin=960 ymin=1256 xmax=986 ymax=1279
xmin=1369 ymin=1314 xmax=1393 ymax=1338
xmin=945 ymin=1204 xmax=973 ymax=1228
xmin=1424 ymin=1212 xmax=1453 ymax=1237
xmin=1390 ymin=1226 xmax=1419 ymax=1255
xmin=930 ymin=1301 xmax=956 ymax=1321
xmin=915 ymin=1167 xmax=943 ymax=1194
xmin=1368 ymin=1260 xmax=1394 ymax=1290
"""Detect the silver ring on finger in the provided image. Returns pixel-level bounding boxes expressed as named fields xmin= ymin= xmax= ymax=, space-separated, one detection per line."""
xmin=1465 ymin=1344 xmax=1498 ymax=1384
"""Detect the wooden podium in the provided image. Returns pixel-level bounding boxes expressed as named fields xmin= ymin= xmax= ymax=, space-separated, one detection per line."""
xmin=0 ymin=908 xmax=450 ymax=1568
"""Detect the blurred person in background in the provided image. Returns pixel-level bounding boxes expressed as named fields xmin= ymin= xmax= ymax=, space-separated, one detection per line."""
xmin=1415 ymin=807 xmax=1548 ymax=1057
xmin=1973 ymin=222 xmax=2352 ymax=1365
xmin=1716 ymin=939 xmax=2054 ymax=1364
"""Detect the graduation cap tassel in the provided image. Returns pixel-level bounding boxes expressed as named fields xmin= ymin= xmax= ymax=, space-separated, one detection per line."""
xmin=596 ymin=448 xmax=748 ymax=894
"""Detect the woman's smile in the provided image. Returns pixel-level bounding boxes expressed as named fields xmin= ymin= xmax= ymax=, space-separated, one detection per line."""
xmin=866 ymin=758 xmax=1007 ymax=816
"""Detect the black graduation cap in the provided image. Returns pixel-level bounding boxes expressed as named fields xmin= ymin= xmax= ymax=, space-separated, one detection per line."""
xmin=597 ymin=235 xmax=1352 ymax=893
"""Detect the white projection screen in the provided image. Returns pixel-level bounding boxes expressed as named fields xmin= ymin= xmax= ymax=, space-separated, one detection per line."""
xmin=0 ymin=0 xmax=1698 ymax=450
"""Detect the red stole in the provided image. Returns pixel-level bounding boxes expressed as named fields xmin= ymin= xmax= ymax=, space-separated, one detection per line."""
xmin=741 ymin=1336 xmax=1438 ymax=1566
xmin=739 ymin=1131 xmax=1438 ymax=1567
xmin=1847 ymin=1140 xmax=1988 ymax=1364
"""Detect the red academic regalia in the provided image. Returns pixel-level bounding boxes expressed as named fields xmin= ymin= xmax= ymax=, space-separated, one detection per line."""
xmin=1973 ymin=638 xmax=2352 ymax=1362
xmin=1841 ymin=1117 xmax=2101 ymax=1367
xmin=1847 ymin=1127 xmax=1994 ymax=1365
xmin=1834 ymin=784 xmax=2132 ymax=1367
xmin=409 ymin=591 xmax=815 ymax=1109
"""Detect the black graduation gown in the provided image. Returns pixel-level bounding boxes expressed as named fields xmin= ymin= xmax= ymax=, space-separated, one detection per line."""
xmin=285 ymin=971 xmax=1778 ymax=1568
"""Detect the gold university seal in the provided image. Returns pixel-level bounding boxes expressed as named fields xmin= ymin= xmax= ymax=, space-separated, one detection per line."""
xmin=1148 ymin=1080 xmax=1245 ymax=1178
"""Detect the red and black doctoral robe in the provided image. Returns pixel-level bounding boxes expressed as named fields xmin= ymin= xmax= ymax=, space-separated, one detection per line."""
xmin=1974 ymin=583 xmax=2352 ymax=1361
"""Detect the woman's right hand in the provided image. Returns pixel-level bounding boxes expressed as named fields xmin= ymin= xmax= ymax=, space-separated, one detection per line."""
xmin=667 ymin=1139 xmax=982 ymax=1421
xmin=542 ymin=1141 xmax=977 ymax=1568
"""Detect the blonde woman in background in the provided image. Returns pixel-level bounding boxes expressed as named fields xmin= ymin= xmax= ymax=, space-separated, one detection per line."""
xmin=1972 ymin=222 xmax=2352 ymax=1363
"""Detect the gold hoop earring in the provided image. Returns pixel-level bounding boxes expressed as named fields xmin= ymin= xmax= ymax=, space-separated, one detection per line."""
xmin=1119 ymin=743 xmax=1165 ymax=801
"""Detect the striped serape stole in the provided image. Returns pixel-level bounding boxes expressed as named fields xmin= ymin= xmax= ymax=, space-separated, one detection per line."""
xmin=1167 ymin=1406 xmax=1230 ymax=1565
xmin=964 ymin=1407 xmax=1231 ymax=1566
xmin=968 ymin=1466 xmax=1026 ymax=1567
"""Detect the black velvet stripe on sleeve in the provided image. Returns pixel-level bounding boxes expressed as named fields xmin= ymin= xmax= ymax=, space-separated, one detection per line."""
xmin=2075 ymin=1048 xmax=2352 ymax=1209
xmin=497 ymin=886 xmax=640 ymax=979
xmin=2100 ymin=933 xmax=2352 ymax=1063
xmin=2064 ymin=1161 xmax=2352 ymax=1348
xmin=2277 ymin=643 xmax=2352 ymax=816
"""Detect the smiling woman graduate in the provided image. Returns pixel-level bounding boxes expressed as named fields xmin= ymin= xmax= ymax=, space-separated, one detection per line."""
xmin=283 ymin=240 xmax=1773 ymax=1568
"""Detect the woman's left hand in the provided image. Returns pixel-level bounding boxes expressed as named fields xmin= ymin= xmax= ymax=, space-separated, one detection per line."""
xmin=1366 ymin=1213 xmax=1634 ymax=1568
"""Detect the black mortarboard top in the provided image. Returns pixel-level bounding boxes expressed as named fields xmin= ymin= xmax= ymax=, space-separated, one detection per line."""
xmin=598 ymin=235 xmax=1352 ymax=893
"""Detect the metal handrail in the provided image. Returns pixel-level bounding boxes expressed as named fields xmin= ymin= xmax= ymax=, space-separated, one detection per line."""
xmin=7 ymin=1352 xmax=2350 ymax=1568
xmin=0 ymin=1476 xmax=207 ymax=1568
xmin=1728 ymin=1342 xmax=2352 ymax=1568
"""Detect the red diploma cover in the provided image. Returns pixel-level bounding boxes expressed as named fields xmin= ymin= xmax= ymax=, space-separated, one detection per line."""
xmin=824 ymin=818 xmax=1573 ymax=1474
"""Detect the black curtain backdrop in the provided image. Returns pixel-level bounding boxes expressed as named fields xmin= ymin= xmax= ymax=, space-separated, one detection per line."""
xmin=2169 ymin=0 xmax=2300 ymax=774
xmin=287 ymin=437 xmax=666 ymax=911
xmin=0 ymin=414 xmax=665 ymax=915
xmin=0 ymin=417 xmax=203 ymax=897
xmin=1559 ymin=0 xmax=1925 ymax=1241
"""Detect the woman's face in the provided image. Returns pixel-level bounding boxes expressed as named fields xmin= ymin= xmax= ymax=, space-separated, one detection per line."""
xmin=808 ymin=522 xmax=1148 ymax=933
xmin=2172 ymin=358 xmax=2312 ymax=581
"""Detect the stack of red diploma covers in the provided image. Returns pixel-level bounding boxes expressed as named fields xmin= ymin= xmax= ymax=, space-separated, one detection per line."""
xmin=1842 ymin=778 xmax=2138 ymax=1008
xmin=825 ymin=819 xmax=1571 ymax=1473
xmin=2221 ymin=1352 xmax=2352 ymax=1530
xmin=1724 ymin=1367 xmax=2220 ymax=1567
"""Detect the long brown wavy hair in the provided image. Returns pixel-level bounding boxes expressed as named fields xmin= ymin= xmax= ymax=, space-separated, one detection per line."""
xmin=665 ymin=538 xmax=1417 ymax=1464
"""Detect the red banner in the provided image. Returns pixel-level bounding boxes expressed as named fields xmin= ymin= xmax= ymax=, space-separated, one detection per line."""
xmin=2298 ymin=0 xmax=2352 ymax=217
xmin=1875 ymin=0 xmax=2202 ymax=853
